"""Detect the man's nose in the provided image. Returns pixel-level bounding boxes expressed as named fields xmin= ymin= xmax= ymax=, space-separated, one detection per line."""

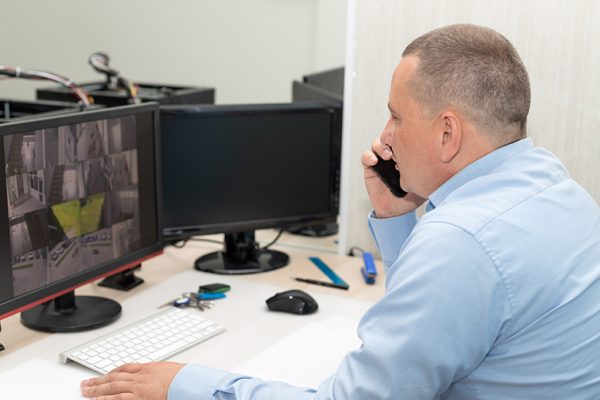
xmin=380 ymin=118 xmax=393 ymax=146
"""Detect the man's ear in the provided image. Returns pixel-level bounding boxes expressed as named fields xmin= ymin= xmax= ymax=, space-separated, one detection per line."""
xmin=438 ymin=111 xmax=462 ymax=163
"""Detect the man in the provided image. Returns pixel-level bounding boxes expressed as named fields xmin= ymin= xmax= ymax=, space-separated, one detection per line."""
xmin=81 ymin=24 xmax=600 ymax=399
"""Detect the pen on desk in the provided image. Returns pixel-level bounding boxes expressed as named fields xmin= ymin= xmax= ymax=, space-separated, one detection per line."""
xmin=294 ymin=277 xmax=349 ymax=290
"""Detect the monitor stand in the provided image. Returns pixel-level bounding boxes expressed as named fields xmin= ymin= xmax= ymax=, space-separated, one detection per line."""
xmin=20 ymin=291 xmax=121 ymax=333
xmin=194 ymin=231 xmax=289 ymax=274
xmin=98 ymin=264 xmax=144 ymax=291
xmin=286 ymin=222 xmax=338 ymax=237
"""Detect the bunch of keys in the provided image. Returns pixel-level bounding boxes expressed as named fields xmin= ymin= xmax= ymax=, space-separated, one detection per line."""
xmin=160 ymin=292 xmax=215 ymax=311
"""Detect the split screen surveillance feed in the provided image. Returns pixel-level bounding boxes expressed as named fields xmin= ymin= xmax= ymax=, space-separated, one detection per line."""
xmin=5 ymin=116 xmax=142 ymax=297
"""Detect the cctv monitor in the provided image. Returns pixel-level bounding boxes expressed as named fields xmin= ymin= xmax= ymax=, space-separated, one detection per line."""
xmin=0 ymin=103 xmax=162 ymax=332
xmin=160 ymin=102 xmax=342 ymax=274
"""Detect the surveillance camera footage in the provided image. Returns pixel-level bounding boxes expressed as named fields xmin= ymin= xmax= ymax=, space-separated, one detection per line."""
xmin=4 ymin=116 xmax=142 ymax=296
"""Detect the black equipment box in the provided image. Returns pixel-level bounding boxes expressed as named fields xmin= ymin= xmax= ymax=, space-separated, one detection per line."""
xmin=37 ymin=82 xmax=215 ymax=107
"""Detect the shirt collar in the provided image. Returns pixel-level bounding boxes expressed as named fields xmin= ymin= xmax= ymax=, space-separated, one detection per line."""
xmin=427 ymin=137 xmax=534 ymax=210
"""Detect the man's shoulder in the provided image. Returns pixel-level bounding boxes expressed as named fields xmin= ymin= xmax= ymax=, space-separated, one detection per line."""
xmin=423 ymin=147 xmax=574 ymax=235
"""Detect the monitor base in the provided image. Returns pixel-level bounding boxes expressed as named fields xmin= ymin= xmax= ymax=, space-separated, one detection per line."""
xmin=286 ymin=222 xmax=338 ymax=237
xmin=20 ymin=292 xmax=121 ymax=333
xmin=98 ymin=265 xmax=144 ymax=291
xmin=195 ymin=249 xmax=289 ymax=274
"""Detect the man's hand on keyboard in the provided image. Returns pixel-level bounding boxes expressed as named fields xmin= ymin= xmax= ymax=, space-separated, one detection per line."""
xmin=80 ymin=361 xmax=184 ymax=399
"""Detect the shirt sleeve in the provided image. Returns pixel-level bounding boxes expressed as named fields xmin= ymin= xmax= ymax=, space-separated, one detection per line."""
xmin=169 ymin=221 xmax=511 ymax=400
xmin=368 ymin=210 xmax=417 ymax=268
xmin=168 ymin=363 xmax=317 ymax=400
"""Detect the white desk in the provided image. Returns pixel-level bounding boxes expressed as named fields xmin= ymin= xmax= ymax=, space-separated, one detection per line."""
xmin=0 ymin=233 xmax=385 ymax=396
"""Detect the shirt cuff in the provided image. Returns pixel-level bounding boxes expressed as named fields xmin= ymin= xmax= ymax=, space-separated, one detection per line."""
xmin=368 ymin=210 xmax=417 ymax=268
xmin=168 ymin=363 xmax=229 ymax=400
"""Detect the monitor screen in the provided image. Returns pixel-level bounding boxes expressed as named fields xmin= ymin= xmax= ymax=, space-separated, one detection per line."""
xmin=160 ymin=102 xmax=342 ymax=274
xmin=0 ymin=103 xmax=162 ymax=332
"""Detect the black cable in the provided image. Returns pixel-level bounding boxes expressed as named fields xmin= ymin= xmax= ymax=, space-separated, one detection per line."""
xmin=262 ymin=228 xmax=284 ymax=250
xmin=164 ymin=235 xmax=225 ymax=249
xmin=169 ymin=239 xmax=189 ymax=249
xmin=347 ymin=246 xmax=365 ymax=257
xmin=166 ymin=230 xmax=284 ymax=251
xmin=188 ymin=238 xmax=225 ymax=245
xmin=88 ymin=52 xmax=140 ymax=104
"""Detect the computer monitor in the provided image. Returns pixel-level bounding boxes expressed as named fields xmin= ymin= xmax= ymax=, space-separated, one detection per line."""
xmin=290 ymin=68 xmax=344 ymax=237
xmin=0 ymin=103 xmax=162 ymax=332
xmin=303 ymin=67 xmax=344 ymax=97
xmin=292 ymin=81 xmax=343 ymax=103
xmin=160 ymin=102 xmax=342 ymax=274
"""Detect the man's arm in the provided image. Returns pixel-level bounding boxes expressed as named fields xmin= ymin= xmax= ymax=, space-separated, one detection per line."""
xmin=82 ymin=221 xmax=510 ymax=400
xmin=313 ymin=221 xmax=511 ymax=398
xmin=168 ymin=221 xmax=511 ymax=400
xmin=368 ymin=210 xmax=417 ymax=268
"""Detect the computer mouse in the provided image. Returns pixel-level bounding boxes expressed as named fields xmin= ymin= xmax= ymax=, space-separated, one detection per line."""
xmin=266 ymin=289 xmax=318 ymax=315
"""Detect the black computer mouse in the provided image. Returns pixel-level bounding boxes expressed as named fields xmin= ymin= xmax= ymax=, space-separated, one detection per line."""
xmin=266 ymin=289 xmax=318 ymax=315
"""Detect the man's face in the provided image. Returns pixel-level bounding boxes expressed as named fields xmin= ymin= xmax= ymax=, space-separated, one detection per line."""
xmin=380 ymin=56 xmax=439 ymax=197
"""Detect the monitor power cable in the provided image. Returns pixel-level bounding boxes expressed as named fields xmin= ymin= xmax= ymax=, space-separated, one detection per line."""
xmin=166 ymin=228 xmax=285 ymax=251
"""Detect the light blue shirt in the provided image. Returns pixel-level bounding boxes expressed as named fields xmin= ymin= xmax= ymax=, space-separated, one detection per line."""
xmin=169 ymin=138 xmax=600 ymax=399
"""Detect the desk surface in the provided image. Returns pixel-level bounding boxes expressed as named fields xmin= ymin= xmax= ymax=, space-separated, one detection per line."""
xmin=0 ymin=232 xmax=385 ymax=387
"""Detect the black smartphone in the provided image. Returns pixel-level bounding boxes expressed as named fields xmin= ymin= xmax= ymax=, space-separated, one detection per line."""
xmin=372 ymin=155 xmax=407 ymax=197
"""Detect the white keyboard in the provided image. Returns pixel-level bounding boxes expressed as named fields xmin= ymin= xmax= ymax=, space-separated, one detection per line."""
xmin=60 ymin=308 xmax=225 ymax=374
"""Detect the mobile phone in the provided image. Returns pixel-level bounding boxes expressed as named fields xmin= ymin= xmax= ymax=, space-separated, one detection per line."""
xmin=372 ymin=155 xmax=407 ymax=197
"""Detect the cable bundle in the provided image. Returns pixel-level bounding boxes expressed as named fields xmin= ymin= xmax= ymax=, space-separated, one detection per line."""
xmin=0 ymin=65 xmax=92 ymax=107
xmin=88 ymin=52 xmax=140 ymax=104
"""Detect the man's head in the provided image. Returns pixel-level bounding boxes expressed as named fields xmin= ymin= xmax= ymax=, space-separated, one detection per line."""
xmin=381 ymin=24 xmax=530 ymax=197
xmin=403 ymin=24 xmax=530 ymax=140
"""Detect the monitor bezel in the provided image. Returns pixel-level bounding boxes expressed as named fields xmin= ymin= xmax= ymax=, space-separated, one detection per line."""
xmin=0 ymin=103 xmax=163 ymax=320
xmin=160 ymin=102 xmax=342 ymax=239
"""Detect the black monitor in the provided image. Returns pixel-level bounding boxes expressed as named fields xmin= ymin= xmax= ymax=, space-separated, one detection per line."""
xmin=303 ymin=67 xmax=344 ymax=97
xmin=0 ymin=103 xmax=162 ymax=333
xmin=160 ymin=102 xmax=342 ymax=274
xmin=292 ymin=81 xmax=343 ymax=104
xmin=290 ymin=68 xmax=344 ymax=237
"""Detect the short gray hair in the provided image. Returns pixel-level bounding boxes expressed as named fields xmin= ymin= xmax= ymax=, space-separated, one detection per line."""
xmin=402 ymin=24 xmax=530 ymax=142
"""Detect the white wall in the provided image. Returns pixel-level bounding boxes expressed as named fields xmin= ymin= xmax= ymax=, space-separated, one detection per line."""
xmin=0 ymin=0 xmax=346 ymax=104
xmin=339 ymin=0 xmax=600 ymax=256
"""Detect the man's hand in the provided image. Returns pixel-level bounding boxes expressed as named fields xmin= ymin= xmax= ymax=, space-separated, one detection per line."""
xmin=81 ymin=362 xmax=185 ymax=400
xmin=362 ymin=139 xmax=425 ymax=218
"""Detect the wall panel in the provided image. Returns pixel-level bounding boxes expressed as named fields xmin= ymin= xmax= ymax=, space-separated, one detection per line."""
xmin=340 ymin=0 xmax=600 ymax=256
